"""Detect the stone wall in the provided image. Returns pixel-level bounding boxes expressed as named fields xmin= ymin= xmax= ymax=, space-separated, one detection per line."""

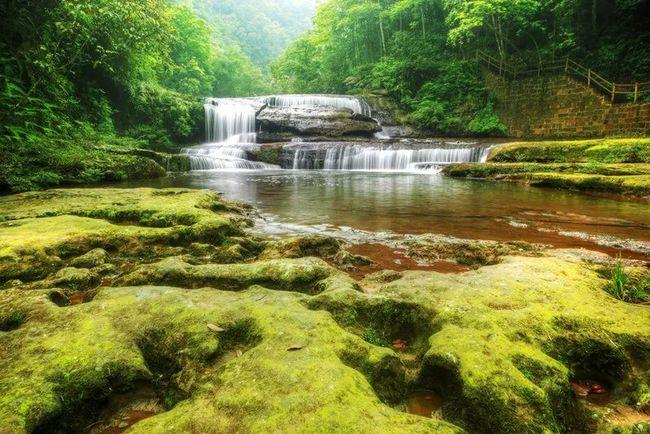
xmin=485 ymin=71 xmax=650 ymax=138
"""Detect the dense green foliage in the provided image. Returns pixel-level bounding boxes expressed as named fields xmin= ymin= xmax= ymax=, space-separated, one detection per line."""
xmin=271 ymin=0 xmax=650 ymax=135
xmin=0 ymin=0 xmax=270 ymax=191
xmin=188 ymin=0 xmax=318 ymax=71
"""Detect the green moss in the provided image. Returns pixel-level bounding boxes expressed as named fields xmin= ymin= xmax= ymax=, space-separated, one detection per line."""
xmin=260 ymin=235 xmax=342 ymax=260
xmin=444 ymin=162 xmax=650 ymax=197
xmin=0 ymin=189 xmax=243 ymax=282
xmin=0 ymin=187 xmax=648 ymax=433
xmin=118 ymin=257 xmax=351 ymax=294
xmin=165 ymin=155 xmax=192 ymax=172
xmin=0 ymin=286 xmax=461 ymax=433
xmin=528 ymin=173 xmax=650 ymax=197
xmin=255 ymin=145 xmax=284 ymax=166
xmin=1 ymin=139 xmax=168 ymax=193
xmin=445 ymin=162 xmax=650 ymax=177
xmin=403 ymin=234 xmax=543 ymax=268
xmin=311 ymin=253 xmax=650 ymax=433
xmin=488 ymin=138 xmax=650 ymax=164
xmin=0 ymin=310 xmax=28 ymax=331
xmin=70 ymin=248 xmax=108 ymax=269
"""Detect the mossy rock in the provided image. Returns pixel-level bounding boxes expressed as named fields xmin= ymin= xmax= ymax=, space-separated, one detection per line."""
xmin=117 ymin=256 xmax=354 ymax=294
xmin=404 ymin=234 xmax=544 ymax=268
xmin=69 ymin=248 xmax=108 ymax=268
xmin=444 ymin=162 xmax=650 ymax=197
xmin=260 ymin=235 xmax=342 ymax=260
xmin=488 ymin=138 xmax=650 ymax=164
xmin=0 ymin=285 xmax=460 ymax=433
xmin=312 ymin=252 xmax=650 ymax=433
xmin=0 ymin=189 xmax=243 ymax=283
xmin=0 ymin=187 xmax=648 ymax=433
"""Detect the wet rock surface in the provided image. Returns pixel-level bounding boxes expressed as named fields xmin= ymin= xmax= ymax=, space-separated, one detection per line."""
xmin=0 ymin=188 xmax=649 ymax=434
xmin=257 ymin=106 xmax=381 ymax=138
xmin=444 ymin=139 xmax=650 ymax=198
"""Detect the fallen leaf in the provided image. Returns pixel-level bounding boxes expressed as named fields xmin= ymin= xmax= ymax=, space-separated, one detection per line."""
xmin=207 ymin=323 xmax=225 ymax=332
xmin=287 ymin=345 xmax=304 ymax=351
xmin=571 ymin=385 xmax=589 ymax=397
xmin=393 ymin=339 xmax=407 ymax=350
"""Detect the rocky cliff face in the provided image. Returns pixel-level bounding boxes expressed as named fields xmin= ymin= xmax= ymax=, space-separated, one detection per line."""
xmin=257 ymin=106 xmax=381 ymax=138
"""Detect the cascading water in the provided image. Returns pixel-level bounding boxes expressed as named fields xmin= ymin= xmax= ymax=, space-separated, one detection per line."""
xmin=183 ymin=98 xmax=278 ymax=170
xmin=204 ymin=98 xmax=257 ymax=143
xmin=266 ymin=95 xmax=372 ymax=117
xmin=182 ymin=94 xmax=492 ymax=172
xmin=291 ymin=143 xmax=490 ymax=171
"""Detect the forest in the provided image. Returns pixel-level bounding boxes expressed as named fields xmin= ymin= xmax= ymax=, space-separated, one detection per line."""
xmin=271 ymin=0 xmax=650 ymax=135
xmin=2 ymin=0 xmax=648 ymax=191
xmin=1 ymin=1 xmax=649 ymax=433
xmin=0 ymin=0 xmax=315 ymax=191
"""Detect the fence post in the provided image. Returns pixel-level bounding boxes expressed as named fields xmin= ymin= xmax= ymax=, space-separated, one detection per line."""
xmin=611 ymin=84 xmax=616 ymax=103
xmin=565 ymin=58 xmax=569 ymax=74
xmin=634 ymin=82 xmax=638 ymax=103
xmin=587 ymin=69 xmax=591 ymax=87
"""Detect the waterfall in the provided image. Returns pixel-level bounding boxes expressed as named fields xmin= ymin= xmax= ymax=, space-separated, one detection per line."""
xmin=182 ymin=95 xmax=491 ymax=172
xmin=267 ymin=95 xmax=372 ymax=117
xmin=183 ymin=144 xmax=279 ymax=170
xmin=204 ymin=94 xmax=372 ymax=143
xmin=204 ymin=98 xmax=257 ymax=143
xmin=183 ymin=98 xmax=274 ymax=170
xmin=291 ymin=144 xmax=488 ymax=171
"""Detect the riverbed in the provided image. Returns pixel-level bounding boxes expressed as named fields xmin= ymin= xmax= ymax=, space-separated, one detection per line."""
xmin=109 ymin=169 xmax=650 ymax=261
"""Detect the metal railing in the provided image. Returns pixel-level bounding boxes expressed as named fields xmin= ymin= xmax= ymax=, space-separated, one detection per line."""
xmin=477 ymin=50 xmax=650 ymax=103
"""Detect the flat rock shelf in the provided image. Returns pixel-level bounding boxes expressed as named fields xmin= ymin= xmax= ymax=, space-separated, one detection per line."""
xmin=0 ymin=188 xmax=648 ymax=433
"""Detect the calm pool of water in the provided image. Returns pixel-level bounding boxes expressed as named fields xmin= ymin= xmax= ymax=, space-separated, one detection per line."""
xmin=110 ymin=170 xmax=649 ymax=259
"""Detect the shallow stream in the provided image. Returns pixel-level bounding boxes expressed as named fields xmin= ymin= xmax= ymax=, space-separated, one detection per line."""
xmin=109 ymin=169 xmax=649 ymax=261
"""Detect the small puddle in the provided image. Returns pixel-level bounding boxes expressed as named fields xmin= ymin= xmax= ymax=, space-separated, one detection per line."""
xmin=347 ymin=243 xmax=468 ymax=279
xmin=69 ymin=291 xmax=88 ymax=305
xmin=406 ymin=389 xmax=443 ymax=418
xmin=49 ymin=290 xmax=94 ymax=307
xmin=571 ymin=380 xmax=650 ymax=425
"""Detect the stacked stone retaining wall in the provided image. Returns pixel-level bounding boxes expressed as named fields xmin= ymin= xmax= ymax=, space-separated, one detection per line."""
xmin=485 ymin=71 xmax=650 ymax=138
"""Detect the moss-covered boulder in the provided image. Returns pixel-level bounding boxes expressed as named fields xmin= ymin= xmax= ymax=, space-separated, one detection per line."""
xmin=117 ymin=256 xmax=354 ymax=294
xmin=488 ymin=138 xmax=650 ymax=164
xmin=0 ymin=189 xmax=244 ymax=283
xmin=259 ymin=235 xmax=342 ymax=260
xmin=0 ymin=285 xmax=460 ymax=434
xmin=403 ymin=234 xmax=545 ymax=268
xmin=310 ymin=252 xmax=650 ymax=433
xmin=444 ymin=139 xmax=650 ymax=197
xmin=0 ymin=187 xmax=648 ymax=433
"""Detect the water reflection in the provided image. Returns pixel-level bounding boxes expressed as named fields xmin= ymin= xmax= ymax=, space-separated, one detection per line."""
xmin=109 ymin=170 xmax=650 ymax=259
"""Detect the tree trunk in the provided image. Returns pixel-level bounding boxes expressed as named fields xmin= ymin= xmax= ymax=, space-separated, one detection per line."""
xmin=421 ymin=6 xmax=426 ymax=39
xmin=591 ymin=0 xmax=597 ymax=33
xmin=379 ymin=16 xmax=386 ymax=56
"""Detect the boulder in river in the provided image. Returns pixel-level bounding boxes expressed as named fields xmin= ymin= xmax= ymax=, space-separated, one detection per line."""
xmin=257 ymin=106 xmax=381 ymax=138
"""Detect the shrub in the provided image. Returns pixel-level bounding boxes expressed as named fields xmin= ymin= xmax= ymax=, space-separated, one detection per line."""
xmin=606 ymin=260 xmax=649 ymax=303
xmin=468 ymin=103 xmax=507 ymax=136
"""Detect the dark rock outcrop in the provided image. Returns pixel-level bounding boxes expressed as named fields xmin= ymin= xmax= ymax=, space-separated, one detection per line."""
xmin=257 ymin=106 xmax=381 ymax=138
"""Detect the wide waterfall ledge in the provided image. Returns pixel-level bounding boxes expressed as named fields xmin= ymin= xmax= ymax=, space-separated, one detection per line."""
xmin=190 ymin=94 xmax=492 ymax=172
